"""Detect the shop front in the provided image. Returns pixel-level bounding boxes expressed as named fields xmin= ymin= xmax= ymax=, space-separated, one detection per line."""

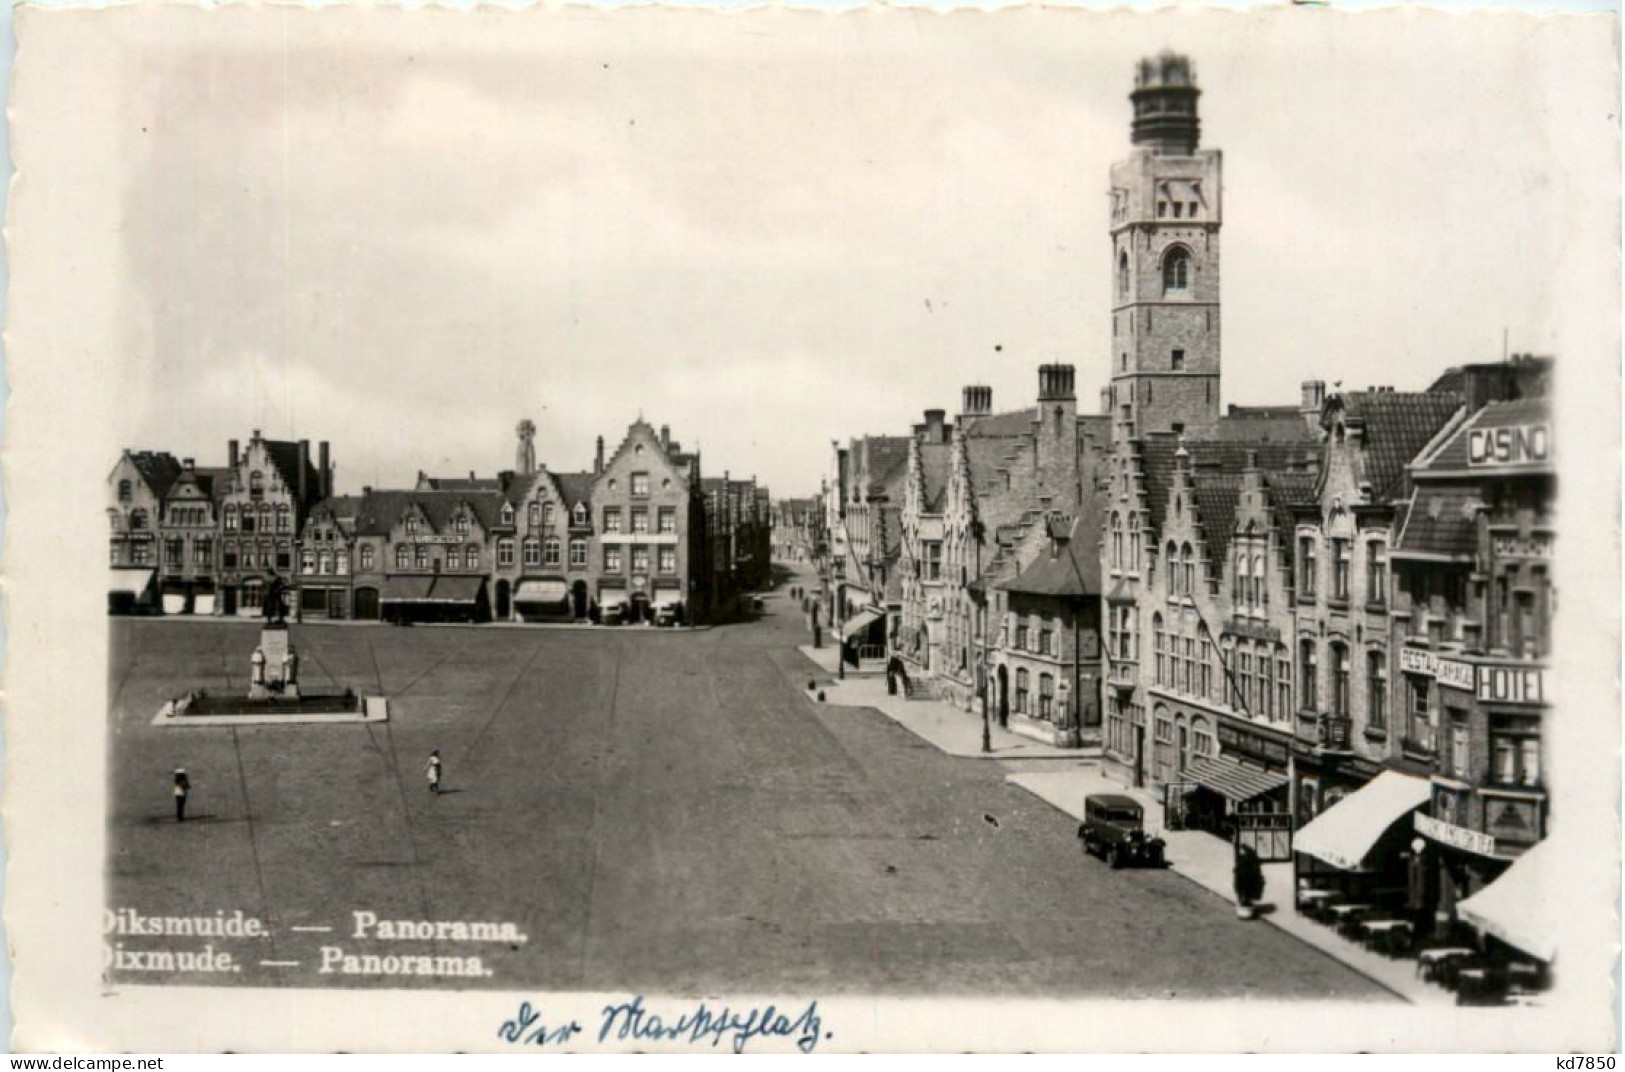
xmin=1293 ymin=770 xmax=1431 ymax=910
xmin=514 ymin=578 xmax=572 ymax=622
xmin=109 ymin=567 xmax=158 ymax=615
xmin=381 ymin=575 xmax=488 ymax=624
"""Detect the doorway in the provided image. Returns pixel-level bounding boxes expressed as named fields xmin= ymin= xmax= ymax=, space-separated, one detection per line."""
xmin=996 ymin=665 xmax=1009 ymax=727
xmin=495 ymin=579 xmax=511 ymax=621
xmin=570 ymin=580 xmax=589 ymax=620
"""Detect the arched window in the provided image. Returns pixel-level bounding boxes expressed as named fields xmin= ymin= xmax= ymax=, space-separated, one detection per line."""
xmin=1110 ymin=513 xmax=1123 ymax=569
xmin=117 ymin=479 xmax=132 ymax=503
xmin=276 ymin=503 xmax=291 ymax=533
xmin=1128 ymin=514 xmax=1140 ymax=569
xmin=1165 ymin=541 xmax=1178 ymax=594
xmin=249 ymin=470 xmax=265 ymax=500
xmin=360 ymin=545 xmax=375 ymax=571
xmin=528 ymin=503 xmax=541 ymax=529
xmin=1117 ymin=250 xmax=1129 ymax=298
xmin=223 ymin=503 xmax=238 ymax=531
xmin=543 ymin=503 xmax=555 ymax=527
xmin=1252 ymin=553 xmax=1265 ymax=607
xmin=1331 ymin=642 xmax=1351 ymax=718
xmin=1162 ymin=247 xmax=1191 ymax=293
xmin=1182 ymin=542 xmax=1195 ymax=596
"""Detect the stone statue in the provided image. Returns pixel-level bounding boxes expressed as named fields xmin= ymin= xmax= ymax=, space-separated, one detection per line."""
xmin=250 ymin=647 xmax=266 ymax=687
xmin=263 ymin=576 xmax=289 ymax=625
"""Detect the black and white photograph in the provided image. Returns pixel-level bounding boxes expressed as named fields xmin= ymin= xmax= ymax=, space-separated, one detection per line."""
xmin=4 ymin=1 xmax=1618 ymax=1053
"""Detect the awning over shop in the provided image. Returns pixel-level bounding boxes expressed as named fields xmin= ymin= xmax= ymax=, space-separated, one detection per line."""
xmin=381 ymin=576 xmax=436 ymax=603
xmin=430 ymin=576 xmax=484 ymax=604
xmin=382 ymin=576 xmax=483 ymax=604
xmin=653 ymin=587 xmax=682 ymax=607
xmin=193 ymin=594 xmax=215 ymax=616
xmin=599 ymin=589 xmax=628 ymax=610
xmin=1457 ymin=837 xmax=1557 ymax=962
xmin=1185 ymin=755 xmax=1287 ymax=804
xmin=1293 ymin=770 xmax=1431 ymax=871
xmin=109 ymin=568 xmax=155 ymax=596
xmin=515 ymin=580 xmax=569 ymax=604
xmin=842 ymin=608 xmax=883 ymax=640
xmin=162 ymin=594 xmax=187 ymax=614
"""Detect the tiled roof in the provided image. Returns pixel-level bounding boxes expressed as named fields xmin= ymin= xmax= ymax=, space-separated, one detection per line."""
xmin=964 ymin=407 xmax=1037 ymax=438
xmin=262 ymin=440 xmax=324 ymax=505
xmin=503 ymin=472 xmax=541 ymax=506
xmin=860 ymin=436 xmax=913 ymax=498
xmin=1140 ymin=435 xmax=1318 ymax=537
xmin=1338 ymin=390 xmax=1464 ymax=499
xmin=1191 ymin=473 xmax=1243 ymax=566
xmin=421 ymin=476 xmax=503 ymax=491
xmin=552 ymin=471 xmax=596 ymax=509
xmin=353 ymin=489 xmax=507 ymax=537
xmin=1187 ymin=414 xmax=1316 ymax=444
xmin=1394 ymin=486 xmax=1483 ymax=559
xmin=998 ymin=510 xmax=1101 ymax=598
xmin=967 ymin=436 xmax=1021 ymax=499
xmin=194 ymin=467 xmax=233 ymax=501
xmin=1415 ymin=398 xmax=1551 ymax=475
xmin=129 ymin=451 xmax=183 ymax=498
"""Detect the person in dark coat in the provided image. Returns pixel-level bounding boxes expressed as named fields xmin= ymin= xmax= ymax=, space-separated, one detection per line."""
xmin=173 ymin=768 xmax=191 ymax=822
xmin=1233 ymin=842 xmax=1265 ymax=914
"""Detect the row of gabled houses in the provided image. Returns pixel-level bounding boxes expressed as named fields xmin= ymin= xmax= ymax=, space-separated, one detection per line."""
xmin=811 ymin=48 xmax=1558 ymax=957
xmin=109 ymin=417 xmax=772 ymax=626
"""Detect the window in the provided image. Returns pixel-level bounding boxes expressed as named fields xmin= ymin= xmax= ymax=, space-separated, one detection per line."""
xmin=336 ymin=551 xmax=349 ymax=575
xmin=1367 ymin=651 xmax=1387 ymax=732
xmin=572 ymin=504 xmax=587 ymax=527
xmin=1110 ymin=513 xmax=1123 ymax=569
xmin=223 ymin=543 xmax=239 ymax=570
xmin=1040 ymin=623 xmax=1054 ymax=656
xmin=923 ymin=542 xmax=943 ymax=581
xmin=658 ymin=507 xmax=676 ymax=534
xmin=528 ymin=503 xmax=541 ymax=529
xmin=1238 ymin=651 xmax=1252 ymax=711
xmin=195 ymin=537 xmax=213 ymax=566
xmin=1015 ymin=624 xmax=1028 ymax=652
xmin=523 ymin=538 xmax=542 ymax=567
xmin=250 ymin=471 xmax=264 ymax=500
xmin=1015 ymin=668 xmax=1029 ymax=714
xmin=415 ymin=545 xmax=430 ymax=570
xmin=604 ymin=507 xmax=623 ymax=533
xmin=360 ymin=545 xmax=375 ymax=571
xmin=498 ymin=538 xmax=515 ymax=568
xmin=1299 ymin=536 xmax=1317 ymax=596
xmin=276 ymin=543 xmax=292 ymax=571
xmin=631 ymin=546 xmax=650 ymax=574
xmin=405 ymin=514 xmax=420 ymax=536
xmin=544 ymin=536 xmax=561 ymax=568
xmin=631 ymin=473 xmax=650 ymax=497
xmin=569 ymin=539 xmax=587 ymax=569
xmin=658 ymin=547 xmax=676 ymax=575
xmin=544 ymin=502 xmax=557 ymax=528
xmin=130 ymin=508 xmax=149 ymax=531
xmin=163 ymin=538 xmax=182 ymax=566
xmin=1181 ymin=636 xmax=1194 ymax=694
xmin=446 ymin=546 xmax=462 ymax=571
xmin=1200 ymin=640 xmax=1214 ymax=698
xmin=1367 ymin=541 xmax=1388 ymax=605
xmin=1299 ymin=640 xmax=1317 ymax=710
xmin=1171 ymin=348 xmax=1185 ymax=371
xmin=631 ymin=508 xmax=649 ymax=534
xmin=465 ymin=544 xmax=479 ymax=571
xmin=318 ymin=552 xmax=333 ymax=576
xmin=1332 ymin=538 xmax=1351 ymax=601
xmin=501 ymin=503 xmax=514 ymax=526
xmin=1331 ymin=643 xmax=1350 ymax=718
xmin=1450 ymin=722 xmax=1470 ymax=779
xmin=223 ymin=504 xmax=238 ymax=531
xmin=454 ymin=513 xmax=470 ymax=536
xmin=118 ymin=479 xmax=132 ymax=503
xmin=1408 ymin=677 xmax=1433 ymax=750
xmin=1182 ymin=542 xmax=1195 ymax=597
xmin=1152 ymin=614 xmax=1166 ymax=686
xmin=604 ymin=545 xmax=623 ymax=572
xmin=302 ymin=548 xmax=317 ymax=574
xmin=1258 ymin=649 xmax=1272 ymax=718
xmin=1162 ymin=247 xmax=1190 ymax=293
xmin=1277 ymin=652 xmax=1292 ymax=718
xmin=1128 ymin=514 xmax=1140 ymax=570
xmin=1117 ymin=250 xmax=1129 ymax=298
xmin=276 ymin=504 xmax=291 ymax=534
xmin=1252 ymin=553 xmax=1266 ymax=608
xmin=1039 ymin=674 xmax=1054 ymax=720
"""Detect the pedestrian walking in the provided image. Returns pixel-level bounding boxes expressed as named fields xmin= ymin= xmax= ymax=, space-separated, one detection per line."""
xmin=173 ymin=768 xmax=191 ymax=822
xmin=426 ymin=750 xmax=443 ymax=794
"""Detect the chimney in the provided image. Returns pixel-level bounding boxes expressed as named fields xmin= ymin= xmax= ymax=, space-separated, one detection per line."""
xmin=595 ymin=436 xmax=606 ymax=474
xmin=1038 ymin=364 xmax=1077 ymax=402
xmin=362 ymin=485 xmax=372 ymax=497
xmin=1301 ymin=379 xmax=1326 ymax=412
xmin=183 ymin=457 xmax=195 ymax=471
xmin=319 ymin=442 xmax=331 ymax=499
xmin=660 ymin=424 xmax=671 ymax=450
xmin=228 ymin=439 xmax=239 ymax=469
xmin=959 ymin=385 xmax=993 ymax=423
xmin=470 ymin=470 xmax=477 ymax=482
xmin=298 ymin=439 xmax=310 ymax=507
xmin=923 ymin=409 xmax=947 ymax=444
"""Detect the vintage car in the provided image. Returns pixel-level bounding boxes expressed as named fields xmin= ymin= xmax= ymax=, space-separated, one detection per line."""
xmin=1077 ymin=793 xmax=1166 ymax=869
xmin=654 ymin=602 xmax=682 ymax=627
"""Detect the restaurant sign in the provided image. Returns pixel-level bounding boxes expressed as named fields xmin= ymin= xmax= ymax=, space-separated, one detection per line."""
xmin=1398 ymin=648 xmax=1476 ymax=691
xmin=1415 ymin=813 xmax=1498 ymax=858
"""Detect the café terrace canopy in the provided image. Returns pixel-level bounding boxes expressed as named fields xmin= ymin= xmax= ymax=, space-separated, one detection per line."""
xmin=1457 ymin=837 xmax=1557 ymax=962
xmin=1293 ymin=770 xmax=1431 ymax=871
xmin=1184 ymin=755 xmax=1287 ymax=804
xmin=109 ymin=568 xmax=154 ymax=596
xmin=841 ymin=609 xmax=882 ymax=640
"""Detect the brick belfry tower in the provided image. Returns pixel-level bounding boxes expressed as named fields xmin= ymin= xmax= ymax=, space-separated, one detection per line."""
xmin=1106 ymin=52 xmax=1222 ymax=442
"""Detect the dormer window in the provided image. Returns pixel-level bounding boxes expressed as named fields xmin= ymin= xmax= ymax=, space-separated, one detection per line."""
xmin=501 ymin=503 xmax=514 ymax=525
xmin=405 ymin=514 xmax=420 ymax=536
xmin=454 ymin=513 xmax=470 ymax=536
xmin=572 ymin=503 xmax=588 ymax=526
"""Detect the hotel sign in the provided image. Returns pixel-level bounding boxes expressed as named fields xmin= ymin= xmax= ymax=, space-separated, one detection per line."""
xmin=1468 ymin=422 xmax=1551 ymax=468
xmin=1476 ymin=663 xmax=1545 ymax=706
xmin=1415 ymin=813 xmax=1498 ymax=858
xmin=1491 ymin=532 xmax=1553 ymax=560
xmin=1398 ymin=648 xmax=1475 ymax=691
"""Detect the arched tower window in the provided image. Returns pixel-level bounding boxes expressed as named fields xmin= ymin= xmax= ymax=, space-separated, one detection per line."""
xmin=1117 ymin=250 xmax=1130 ymax=298
xmin=1162 ymin=247 xmax=1191 ymax=294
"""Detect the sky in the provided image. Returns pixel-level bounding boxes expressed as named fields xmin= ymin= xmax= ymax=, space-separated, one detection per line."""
xmin=98 ymin=6 xmax=1617 ymax=497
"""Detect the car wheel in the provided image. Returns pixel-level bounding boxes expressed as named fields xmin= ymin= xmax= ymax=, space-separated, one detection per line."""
xmin=1108 ymin=845 xmax=1122 ymax=869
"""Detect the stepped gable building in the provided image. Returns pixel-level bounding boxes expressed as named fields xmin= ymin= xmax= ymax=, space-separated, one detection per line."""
xmin=216 ymin=431 xmax=332 ymax=617
xmin=492 ymin=465 xmax=592 ymax=622
xmin=598 ymin=418 xmax=707 ymax=625
xmin=1287 ymin=385 xmax=1468 ymax=823
xmin=896 ymin=411 xmax=955 ymax=674
xmin=831 ymin=433 xmax=913 ymax=658
xmin=1389 ymin=365 xmax=1554 ymax=925
xmin=108 ymin=449 xmax=183 ymax=612
xmin=296 ymin=494 xmax=363 ymax=620
xmin=158 ymin=459 xmax=231 ymax=615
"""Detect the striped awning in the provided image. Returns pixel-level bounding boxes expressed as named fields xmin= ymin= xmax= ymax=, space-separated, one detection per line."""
xmin=1185 ymin=755 xmax=1288 ymax=803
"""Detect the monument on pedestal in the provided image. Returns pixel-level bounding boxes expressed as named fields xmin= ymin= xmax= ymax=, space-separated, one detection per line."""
xmin=247 ymin=576 xmax=301 ymax=701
